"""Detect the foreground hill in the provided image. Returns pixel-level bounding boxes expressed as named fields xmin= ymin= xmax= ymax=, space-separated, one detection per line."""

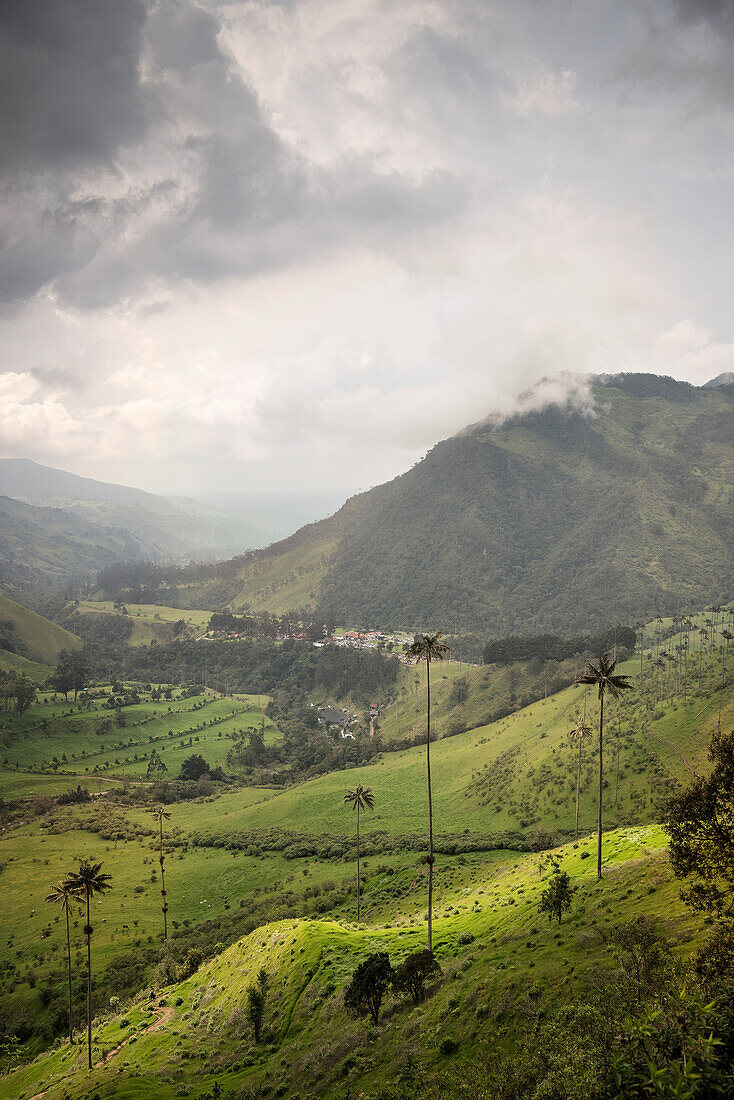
xmin=0 ymin=826 xmax=700 ymax=1100
xmin=141 ymin=373 xmax=734 ymax=633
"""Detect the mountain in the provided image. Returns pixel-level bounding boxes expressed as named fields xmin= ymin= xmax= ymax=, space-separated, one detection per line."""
xmin=0 ymin=494 xmax=156 ymax=598
xmin=0 ymin=459 xmax=349 ymax=565
xmin=148 ymin=373 xmax=734 ymax=633
xmin=703 ymin=371 xmax=734 ymax=388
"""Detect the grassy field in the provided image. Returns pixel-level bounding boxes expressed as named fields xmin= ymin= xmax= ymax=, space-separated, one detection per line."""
xmin=0 ymin=609 xmax=731 ymax=1097
xmin=0 ymin=824 xmax=702 ymax=1100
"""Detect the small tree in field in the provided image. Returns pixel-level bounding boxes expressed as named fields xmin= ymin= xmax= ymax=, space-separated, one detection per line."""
xmin=392 ymin=949 xmax=441 ymax=1003
xmin=538 ymin=869 xmax=573 ymax=924
xmin=344 ymin=953 xmax=394 ymax=1025
xmin=246 ymin=969 xmax=269 ymax=1042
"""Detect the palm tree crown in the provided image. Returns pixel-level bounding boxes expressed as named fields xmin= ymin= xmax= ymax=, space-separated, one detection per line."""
xmin=344 ymin=785 xmax=374 ymax=812
xmin=66 ymin=860 xmax=113 ymax=905
xmin=575 ymin=653 xmax=633 ymax=701
xmin=409 ymin=631 xmax=451 ymax=664
xmin=45 ymin=880 xmax=79 ymax=912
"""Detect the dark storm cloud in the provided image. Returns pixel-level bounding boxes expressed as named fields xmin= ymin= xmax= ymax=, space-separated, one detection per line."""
xmin=0 ymin=0 xmax=468 ymax=311
xmin=0 ymin=0 xmax=150 ymax=176
xmin=675 ymin=0 xmax=734 ymax=32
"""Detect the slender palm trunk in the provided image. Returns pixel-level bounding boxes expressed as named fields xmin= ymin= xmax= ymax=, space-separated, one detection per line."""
xmin=86 ymin=893 xmax=92 ymax=1069
xmin=597 ymin=692 xmax=604 ymax=881
xmin=159 ymin=819 xmax=168 ymax=941
xmin=575 ymin=739 xmax=581 ymax=842
xmin=65 ymin=906 xmax=74 ymax=1044
xmin=426 ymin=656 xmax=434 ymax=952
xmin=356 ymin=802 xmax=361 ymax=922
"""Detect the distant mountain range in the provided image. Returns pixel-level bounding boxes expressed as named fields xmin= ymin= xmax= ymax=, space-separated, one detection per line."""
xmin=139 ymin=373 xmax=734 ymax=634
xmin=0 ymin=459 xmax=348 ymax=595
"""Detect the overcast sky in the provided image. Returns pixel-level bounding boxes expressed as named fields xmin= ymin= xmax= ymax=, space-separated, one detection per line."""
xmin=1 ymin=0 xmax=733 ymax=495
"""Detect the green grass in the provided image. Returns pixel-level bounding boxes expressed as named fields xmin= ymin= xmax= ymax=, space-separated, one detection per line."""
xmin=0 ymin=594 xmax=80 ymax=669
xmin=0 ymin=824 xmax=702 ymax=1100
xmin=0 ymin=691 xmax=276 ymax=778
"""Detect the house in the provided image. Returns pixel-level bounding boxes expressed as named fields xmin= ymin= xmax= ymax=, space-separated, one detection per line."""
xmin=318 ymin=705 xmax=350 ymax=728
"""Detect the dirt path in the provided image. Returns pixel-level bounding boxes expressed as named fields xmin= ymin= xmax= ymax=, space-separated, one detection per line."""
xmin=644 ymin=728 xmax=698 ymax=777
xmin=95 ymin=1004 xmax=174 ymax=1067
xmin=27 ymin=1005 xmax=175 ymax=1099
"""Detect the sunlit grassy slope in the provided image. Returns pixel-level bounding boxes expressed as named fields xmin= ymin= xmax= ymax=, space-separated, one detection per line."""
xmin=1 ymin=691 xmax=276 ymax=777
xmin=0 ymin=594 xmax=80 ymax=672
xmin=0 ymin=825 xmax=700 ymax=1100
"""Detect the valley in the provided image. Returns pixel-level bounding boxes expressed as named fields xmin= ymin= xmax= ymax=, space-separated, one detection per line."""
xmin=1 ymin=377 xmax=733 ymax=1098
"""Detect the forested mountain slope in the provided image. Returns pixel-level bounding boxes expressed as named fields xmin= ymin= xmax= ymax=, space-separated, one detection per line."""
xmin=139 ymin=374 xmax=734 ymax=632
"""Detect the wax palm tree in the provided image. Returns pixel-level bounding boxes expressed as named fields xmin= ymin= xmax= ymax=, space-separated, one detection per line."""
xmin=151 ymin=805 xmax=172 ymax=941
xmin=343 ymin=785 xmax=374 ymax=921
xmin=65 ymin=860 xmax=112 ymax=1069
xmin=409 ymin=631 xmax=450 ymax=951
xmin=569 ymin=714 xmax=592 ymax=842
xmin=44 ymin=881 xmax=79 ymax=1044
xmin=575 ymin=655 xmax=632 ymax=879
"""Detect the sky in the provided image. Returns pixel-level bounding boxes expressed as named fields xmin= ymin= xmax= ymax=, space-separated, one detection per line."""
xmin=1 ymin=0 xmax=734 ymax=495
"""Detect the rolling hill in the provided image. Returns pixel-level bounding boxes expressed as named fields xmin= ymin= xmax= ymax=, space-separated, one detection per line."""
xmin=0 ymin=593 xmax=80 ymax=680
xmin=139 ymin=373 xmax=734 ymax=633
xmin=0 ymin=459 xmax=349 ymax=567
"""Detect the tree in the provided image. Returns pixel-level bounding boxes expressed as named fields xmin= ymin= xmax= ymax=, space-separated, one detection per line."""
xmin=538 ymin=869 xmax=573 ymax=924
xmin=612 ymin=917 xmax=673 ymax=1004
xmin=408 ymin=631 xmax=450 ymax=951
xmin=344 ymin=953 xmax=394 ymax=1025
xmin=44 ymin=881 xmax=79 ymax=1044
xmin=392 ymin=949 xmax=440 ymax=1003
xmin=65 ymin=860 xmax=112 ymax=1069
xmin=146 ymin=749 xmax=167 ymax=781
xmin=569 ymin=714 xmax=592 ymax=842
xmin=246 ymin=968 xmax=269 ymax=1042
xmin=575 ymin=655 xmax=632 ymax=879
xmin=151 ymin=806 xmax=171 ymax=941
xmin=667 ymin=731 xmax=734 ymax=920
xmin=343 ymin=784 xmax=374 ymax=922
xmin=179 ymin=753 xmax=209 ymax=781
xmin=51 ymin=650 xmax=91 ymax=702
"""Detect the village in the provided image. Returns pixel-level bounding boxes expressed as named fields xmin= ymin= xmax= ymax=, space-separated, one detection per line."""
xmin=198 ymin=624 xmax=415 ymax=658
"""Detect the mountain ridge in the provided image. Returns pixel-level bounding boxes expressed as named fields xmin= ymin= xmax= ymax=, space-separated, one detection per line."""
xmin=118 ymin=373 xmax=733 ymax=633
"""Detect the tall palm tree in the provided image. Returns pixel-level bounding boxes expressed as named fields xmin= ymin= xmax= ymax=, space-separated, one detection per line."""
xmin=151 ymin=806 xmax=172 ymax=941
xmin=408 ymin=631 xmax=450 ymax=951
xmin=575 ymin=655 xmax=632 ymax=880
xmin=343 ymin=785 xmax=374 ymax=921
xmin=65 ymin=860 xmax=113 ymax=1069
xmin=569 ymin=713 xmax=592 ymax=842
xmin=44 ymin=881 xmax=79 ymax=1044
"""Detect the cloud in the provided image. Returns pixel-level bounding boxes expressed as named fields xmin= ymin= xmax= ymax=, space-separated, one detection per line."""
xmin=504 ymin=67 xmax=577 ymax=117
xmin=0 ymin=0 xmax=149 ymax=177
xmin=0 ymin=0 xmax=732 ymax=494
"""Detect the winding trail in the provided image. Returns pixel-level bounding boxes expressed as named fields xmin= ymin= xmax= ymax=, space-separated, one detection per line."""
xmin=27 ymin=1005 xmax=174 ymax=1100
xmin=95 ymin=1004 xmax=174 ymax=1067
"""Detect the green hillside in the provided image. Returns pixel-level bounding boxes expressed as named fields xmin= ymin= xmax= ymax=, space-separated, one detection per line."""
xmin=0 ymin=608 xmax=732 ymax=1096
xmin=0 ymin=594 xmax=80 ymax=679
xmin=135 ymin=375 xmax=734 ymax=632
xmin=0 ymin=496 xmax=150 ymax=596
xmin=0 ymin=826 xmax=702 ymax=1100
